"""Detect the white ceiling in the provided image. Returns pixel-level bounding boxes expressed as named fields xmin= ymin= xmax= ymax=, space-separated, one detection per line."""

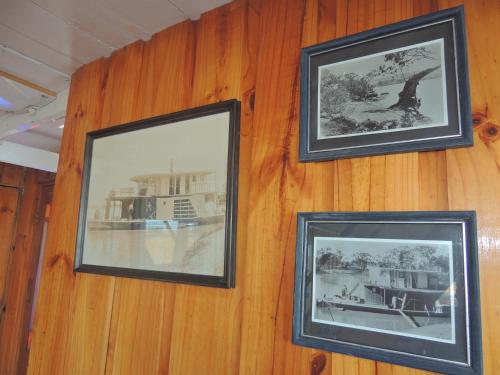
xmin=0 ymin=0 xmax=230 ymax=171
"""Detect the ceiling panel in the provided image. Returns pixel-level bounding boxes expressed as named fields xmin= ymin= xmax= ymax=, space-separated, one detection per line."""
xmin=0 ymin=47 xmax=69 ymax=92
xmin=31 ymin=0 xmax=152 ymax=49
xmin=35 ymin=115 xmax=65 ymax=139
xmin=0 ymin=24 xmax=79 ymax=75
xmin=171 ymin=0 xmax=232 ymax=20
xmin=102 ymin=0 xmax=186 ymax=35
xmin=1 ymin=0 xmax=113 ymax=64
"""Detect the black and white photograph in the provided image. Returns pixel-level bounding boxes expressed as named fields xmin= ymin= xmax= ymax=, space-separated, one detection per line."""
xmin=293 ymin=211 xmax=482 ymax=375
xmin=74 ymin=100 xmax=240 ymax=288
xmin=299 ymin=6 xmax=472 ymax=161
xmin=313 ymin=237 xmax=454 ymax=342
xmin=318 ymin=39 xmax=447 ymax=139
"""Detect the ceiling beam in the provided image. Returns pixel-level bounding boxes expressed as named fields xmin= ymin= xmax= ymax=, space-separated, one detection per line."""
xmin=0 ymin=70 xmax=57 ymax=97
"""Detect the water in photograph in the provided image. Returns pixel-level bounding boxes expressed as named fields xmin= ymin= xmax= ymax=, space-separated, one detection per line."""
xmin=83 ymin=223 xmax=225 ymax=276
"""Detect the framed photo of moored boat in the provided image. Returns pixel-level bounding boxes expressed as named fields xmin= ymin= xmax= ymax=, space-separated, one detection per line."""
xmin=293 ymin=211 xmax=482 ymax=375
xmin=74 ymin=100 xmax=240 ymax=288
xmin=299 ymin=6 xmax=472 ymax=161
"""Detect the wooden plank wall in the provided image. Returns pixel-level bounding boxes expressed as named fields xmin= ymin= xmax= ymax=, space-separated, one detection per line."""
xmin=0 ymin=162 xmax=54 ymax=375
xmin=27 ymin=0 xmax=500 ymax=374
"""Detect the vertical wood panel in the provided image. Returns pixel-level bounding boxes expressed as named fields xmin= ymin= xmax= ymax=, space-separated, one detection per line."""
xmin=239 ymin=0 xmax=309 ymax=373
xmin=167 ymin=3 xmax=253 ymax=374
xmin=27 ymin=0 xmax=500 ymax=374
xmin=27 ymin=59 xmax=110 ymax=375
xmin=136 ymin=21 xmax=195 ymax=119
xmin=442 ymin=5 xmax=500 ymax=374
xmin=0 ymin=163 xmax=25 ymax=187
xmin=444 ymin=2 xmax=500 ymax=373
xmin=104 ymin=25 xmax=194 ymax=374
xmin=61 ymin=42 xmax=146 ymax=375
xmin=0 ymin=187 xmax=19 ymax=306
xmin=0 ymin=164 xmax=54 ymax=375
xmin=1 ymin=177 xmax=33 ymax=374
xmin=0 ymin=185 xmax=20 ymax=375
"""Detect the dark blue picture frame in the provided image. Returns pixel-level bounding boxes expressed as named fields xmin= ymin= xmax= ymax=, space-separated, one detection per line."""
xmin=292 ymin=211 xmax=482 ymax=374
xmin=299 ymin=6 xmax=472 ymax=161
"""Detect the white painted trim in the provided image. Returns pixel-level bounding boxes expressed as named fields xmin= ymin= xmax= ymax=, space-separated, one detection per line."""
xmin=0 ymin=141 xmax=58 ymax=172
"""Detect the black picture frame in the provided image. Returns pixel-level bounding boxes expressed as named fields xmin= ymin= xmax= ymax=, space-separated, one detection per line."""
xmin=293 ymin=211 xmax=482 ymax=375
xmin=74 ymin=100 xmax=240 ymax=288
xmin=299 ymin=6 xmax=472 ymax=161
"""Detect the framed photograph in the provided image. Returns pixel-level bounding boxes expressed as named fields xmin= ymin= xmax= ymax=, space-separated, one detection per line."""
xmin=74 ymin=100 xmax=240 ymax=288
xmin=299 ymin=6 xmax=472 ymax=161
xmin=293 ymin=211 xmax=482 ymax=374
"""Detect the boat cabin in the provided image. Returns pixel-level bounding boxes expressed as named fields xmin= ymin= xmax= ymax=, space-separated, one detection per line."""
xmin=367 ymin=266 xmax=449 ymax=290
xmin=103 ymin=170 xmax=223 ymax=222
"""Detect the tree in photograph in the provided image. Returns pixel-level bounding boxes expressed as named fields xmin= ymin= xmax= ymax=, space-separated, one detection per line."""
xmin=380 ymin=47 xmax=437 ymax=81
xmin=388 ymin=66 xmax=440 ymax=112
xmin=320 ymin=71 xmax=378 ymax=118
xmin=316 ymin=249 xmax=344 ymax=271
xmin=375 ymin=46 xmax=440 ymax=113
xmin=380 ymin=246 xmax=416 ymax=270
xmin=378 ymin=244 xmax=449 ymax=273
xmin=414 ymin=245 xmax=438 ymax=269
xmin=434 ymin=254 xmax=450 ymax=273
xmin=342 ymin=72 xmax=378 ymax=101
xmin=351 ymin=252 xmax=377 ymax=271
xmin=320 ymin=72 xmax=349 ymax=118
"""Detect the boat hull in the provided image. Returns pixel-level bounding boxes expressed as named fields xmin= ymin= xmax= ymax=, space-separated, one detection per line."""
xmin=317 ymin=299 xmax=450 ymax=318
xmin=88 ymin=214 xmax=224 ymax=231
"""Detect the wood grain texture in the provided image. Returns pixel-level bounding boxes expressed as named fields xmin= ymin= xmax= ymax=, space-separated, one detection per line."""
xmin=0 ymin=186 xmax=19 ymax=310
xmin=0 ymin=185 xmax=20 ymax=375
xmin=0 ymin=163 xmax=54 ymax=375
xmin=27 ymin=59 xmax=111 ymax=375
xmin=0 ymin=162 xmax=25 ymax=187
xmin=104 ymin=33 xmax=184 ymax=374
xmin=27 ymin=0 xmax=500 ymax=374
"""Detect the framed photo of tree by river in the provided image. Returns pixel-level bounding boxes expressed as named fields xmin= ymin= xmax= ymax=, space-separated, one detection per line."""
xmin=299 ymin=6 xmax=472 ymax=161
xmin=74 ymin=100 xmax=240 ymax=288
xmin=293 ymin=212 xmax=482 ymax=375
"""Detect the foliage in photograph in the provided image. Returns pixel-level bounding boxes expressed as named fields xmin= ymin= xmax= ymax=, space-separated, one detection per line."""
xmin=319 ymin=40 xmax=446 ymax=138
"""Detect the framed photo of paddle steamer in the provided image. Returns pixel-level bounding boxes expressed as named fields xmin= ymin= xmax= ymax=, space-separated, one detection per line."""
xmin=74 ymin=100 xmax=240 ymax=288
xmin=299 ymin=6 xmax=472 ymax=161
xmin=293 ymin=211 xmax=482 ymax=374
